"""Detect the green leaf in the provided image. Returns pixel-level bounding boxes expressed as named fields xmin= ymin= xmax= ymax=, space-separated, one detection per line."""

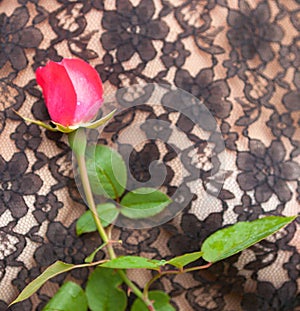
xmin=76 ymin=203 xmax=119 ymax=236
xmin=10 ymin=260 xmax=106 ymax=305
xmin=120 ymin=188 xmax=171 ymax=219
xmin=10 ymin=261 xmax=75 ymax=305
xmin=201 ymin=216 xmax=296 ymax=263
xmin=86 ymin=267 xmax=127 ymax=311
xmin=85 ymin=242 xmax=108 ymax=263
xmin=86 ymin=145 xmax=127 ymax=199
xmin=42 ymin=282 xmax=88 ymax=311
xmin=101 ymin=256 xmax=165 ymax=270
xmin=131 ymin=291 xmax=175 ymax=311
xmin=167 ymin=251 xmax=203 ymax=269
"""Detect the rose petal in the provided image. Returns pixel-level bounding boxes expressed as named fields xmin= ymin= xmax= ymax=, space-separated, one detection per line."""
xmin=36 ymin=61 xmax=77 ymax=126
xmin=61 ymin=58 xmax=103 ymax=124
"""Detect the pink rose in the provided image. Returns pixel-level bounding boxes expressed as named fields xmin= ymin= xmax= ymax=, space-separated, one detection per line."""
xmin=36 ymin=58 xmax=103 ymax=127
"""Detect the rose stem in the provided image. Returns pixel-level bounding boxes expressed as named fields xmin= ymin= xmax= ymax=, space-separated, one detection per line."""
xmin=69 ymin=128 xmax=155 ymax=311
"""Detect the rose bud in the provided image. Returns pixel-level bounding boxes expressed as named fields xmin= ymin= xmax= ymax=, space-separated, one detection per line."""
xmin=15 ymin=58 xmax=115 ymax=133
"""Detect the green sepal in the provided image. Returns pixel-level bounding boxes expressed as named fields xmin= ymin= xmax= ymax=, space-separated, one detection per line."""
xmin=51 ymin=122 xmax=78 ymax=133
xmin=84 ymin=109 xmax=116 ymax=129
xmin=13 ymin=109 xmax=58 ymax=131
xmin=14 ymin=109 xmax=116 ymax=133
xmin=52 ymin=109 xmax=116 ymax=132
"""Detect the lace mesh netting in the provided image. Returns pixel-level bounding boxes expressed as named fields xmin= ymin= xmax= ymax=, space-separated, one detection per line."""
xmin=0 ymin=0 xmax=300 ymax=310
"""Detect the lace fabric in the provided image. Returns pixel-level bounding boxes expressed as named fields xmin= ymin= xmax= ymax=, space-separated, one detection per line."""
xmin=0 ymin=0 xmax=299 ymax=310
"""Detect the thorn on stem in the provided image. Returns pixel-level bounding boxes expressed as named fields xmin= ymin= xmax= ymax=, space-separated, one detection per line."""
xmin=147 ymin=304 xmax=155 ymax=311
xmin=108 ymin=239 xmax=122 ymax=245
